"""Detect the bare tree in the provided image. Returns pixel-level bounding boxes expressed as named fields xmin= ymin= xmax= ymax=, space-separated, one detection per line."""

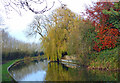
xmin=26 ymin=15 xmax=51 ymax=38
xmin=26 ymin=4 xmax=67 ymax=38
xmin=1 ymin=0 xmax=65 ymax=15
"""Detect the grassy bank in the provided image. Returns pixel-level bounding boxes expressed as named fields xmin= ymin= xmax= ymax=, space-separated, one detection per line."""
xmin=2 ymin=59 xmax=18 ymax=82
xmin=62 ymin=46 xmax=119 ymax=71
xmin=88 ymin=46 xmax=119 ymax=71
xmin=2 ymin=55 xmax=47 ymax=82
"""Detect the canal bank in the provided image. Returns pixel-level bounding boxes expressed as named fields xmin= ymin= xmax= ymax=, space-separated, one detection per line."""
xmin=7 ymin=58 xmax=119 ymax=81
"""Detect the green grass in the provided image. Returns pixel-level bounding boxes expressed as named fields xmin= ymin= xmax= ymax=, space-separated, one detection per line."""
xmin=2 ymin=60 xmax=17 ymax=82
xmin=0 ymin=64 xmax=2 ymax=82
xmin=88 ymin=46 xmax=119 ymax=70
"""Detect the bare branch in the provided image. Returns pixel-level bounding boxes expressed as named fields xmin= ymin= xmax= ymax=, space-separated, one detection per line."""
xmin=1 ymin=0 xmax=62 ymax=15
xmin=26 ymin=15 xmax=50 ymax=38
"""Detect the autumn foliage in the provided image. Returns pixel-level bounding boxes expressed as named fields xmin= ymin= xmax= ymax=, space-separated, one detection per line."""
xmin=85 ymin=2 xmax=119 ymax=52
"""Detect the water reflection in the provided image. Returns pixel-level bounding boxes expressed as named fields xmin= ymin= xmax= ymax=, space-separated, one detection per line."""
xmin=9 ymin=60 xmax=48 ymax=81
xmin=8 ymin=60 xmax=119 ymax=81
xmin=20 ymin=70 xmax=46 ymax=81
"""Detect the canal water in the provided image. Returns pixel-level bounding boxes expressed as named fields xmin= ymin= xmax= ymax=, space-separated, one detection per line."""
xmin=8 ymin=60 xmax=119 ymax=81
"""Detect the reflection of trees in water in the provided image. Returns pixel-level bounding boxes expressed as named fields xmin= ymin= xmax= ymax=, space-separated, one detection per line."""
xmin=9 ymin=61 xmax=118 ymax=81
xmin=9 ymin=60 xmax=48 ymax=81
xmin=68 ymin=67 xmax=89 ymax=81
xmin=87 ymin=69 xmax=118 ymax=81
xmin=68 ymin=67 xmax=118 ymax=81
xmin=45 ymin=62 xmax=118 ymax=81
xmin=45 ymin=62 xmax=88 ymax=81
xmin=45 ymin=62 xmax=72 ymax=81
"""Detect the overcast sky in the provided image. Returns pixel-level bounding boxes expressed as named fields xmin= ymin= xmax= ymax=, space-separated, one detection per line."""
xmin=0 ymin=0 xmax=96 ymax=43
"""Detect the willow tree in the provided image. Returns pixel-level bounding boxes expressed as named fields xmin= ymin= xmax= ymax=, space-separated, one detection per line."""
xmin=67 ymin=20 xmax=95 ymax=65
xmin=42 ymin=7 xmax=79 ymax=61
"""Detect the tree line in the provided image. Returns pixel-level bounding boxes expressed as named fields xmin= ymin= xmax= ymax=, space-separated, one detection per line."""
xmin=1 ymin=28 xmax=42 ymax=61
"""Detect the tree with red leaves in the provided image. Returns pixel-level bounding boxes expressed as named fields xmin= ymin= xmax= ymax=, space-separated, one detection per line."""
xmin=84 ymin=2 xmax=119 ymax=52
